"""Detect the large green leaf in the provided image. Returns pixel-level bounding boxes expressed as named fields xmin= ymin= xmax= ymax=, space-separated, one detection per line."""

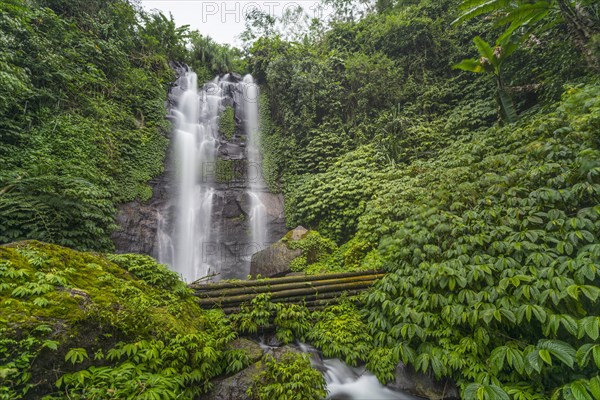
xmin=453 ymin=58 xmax=485 ymax=73
xmin=538 ymin=340 xmax=576 ymax=369
xmin=452 ymin=0 xmax=513 ymax=26
xmin=497 ymin=87 xmax=518 ymax=123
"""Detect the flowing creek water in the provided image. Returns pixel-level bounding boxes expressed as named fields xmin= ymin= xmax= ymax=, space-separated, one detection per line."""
xmin=259 ymin=341 xmax=420 ymax=400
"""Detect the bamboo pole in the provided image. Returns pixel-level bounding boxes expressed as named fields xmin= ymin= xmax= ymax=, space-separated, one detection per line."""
xmin=194 ymin=274 xmax=385 ymax=298
xmin=190 ymin=270 xmax=383 ymax=291
xmin=202 ymin=289 xmax=365 ymax=309
xmin=220 ymin=305 xmax=329 ymax=315
xmin=218 ymin=297 xmax=364 ymax=315
xmin=198 ymin=280 xmax=376 ymax=307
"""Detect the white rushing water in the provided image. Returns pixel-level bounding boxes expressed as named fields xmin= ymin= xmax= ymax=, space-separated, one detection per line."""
xmin=322 ymin=358 xmax=416 ymax=400
xmin=158 ymin=71 xmax=270 ymax=282
xmin=158 ymin=71 xmax=223 ymax=282
xmin=255 ymin=342 xmax=419 ymax=400
xmin=243 ymin=74 xmax=268 ymax=252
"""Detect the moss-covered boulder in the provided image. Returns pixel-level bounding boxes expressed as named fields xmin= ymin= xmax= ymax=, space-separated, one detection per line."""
xmin=249 ymin=226 xmax=308 ymax=278
xmin=0 ymin=241 xmax=249 ymax=399
xmin=206 ymin=345 xmax=326 ymax=400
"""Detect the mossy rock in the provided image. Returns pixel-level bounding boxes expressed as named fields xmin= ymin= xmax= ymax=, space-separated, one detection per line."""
xmin=0 ymin=241 xmax=231 ymax=398
xmin=215 ymin=158 xmax=245 ymax=183
xmin=231 ymin=338 xmax=264 ymax=364
xmin=219 ymin=106 xmax=236 ymax=140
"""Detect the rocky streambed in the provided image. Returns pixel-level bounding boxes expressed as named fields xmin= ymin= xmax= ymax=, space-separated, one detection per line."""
xmin=205 ymin=337 xmax=459 ymax=400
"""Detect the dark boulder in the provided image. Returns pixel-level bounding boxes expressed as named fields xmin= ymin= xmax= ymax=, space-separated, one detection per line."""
xmin=249 ymin=226 xmax=308 ymax=278
xmin=386 ymin=363 xmax=460 ymax=400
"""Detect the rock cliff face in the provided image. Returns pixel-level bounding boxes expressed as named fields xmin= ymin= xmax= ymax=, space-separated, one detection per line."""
xmin=112 ymin=65 xmax=287 ymax=279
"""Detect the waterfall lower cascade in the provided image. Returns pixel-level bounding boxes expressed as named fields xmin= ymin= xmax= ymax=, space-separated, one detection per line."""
xmin=157 ymin=70 xmax=270 ymax=282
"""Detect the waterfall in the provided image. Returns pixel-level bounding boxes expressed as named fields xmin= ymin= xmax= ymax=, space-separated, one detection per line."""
xmin=157 ymin=70 xmax=272 ymax=282
xmin=242 ymin=75 xmax=268 ymax=254
xmin=158 ymin=71 xmax=223 ymax=283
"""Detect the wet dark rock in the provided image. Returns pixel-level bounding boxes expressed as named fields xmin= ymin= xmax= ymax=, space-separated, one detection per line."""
xmin=231 ymin=338 xmax=264 ymax=364
xmin=203 ymin=361 xmax=262 ymax=400
xmin=204 ymin=345 xmax=301 ymax=400
xmin=386 ymin=363 xmax=460 ymax=400
xmin=249 ymin=226 xmax=308 ymax=278
xmin=111 ymin=174 xmax=170 ymax=258
xmin=112 ymin=64 xmax=287 ymax=278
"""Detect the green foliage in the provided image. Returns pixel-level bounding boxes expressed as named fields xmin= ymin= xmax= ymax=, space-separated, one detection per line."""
xmin=286 ymin=231 xmax=377 ymax=274
xmin=247 ymin=352 xmax=327 ymax=400
xmin=286 ymin=231 xmax=338 ymax=272
xmin=229 ymin=295 xmax=374 ymax=367
xmin=188 ymin=32 xmax=244 ymax=81
xmin=0 ymin=171 xmax=116 ymax=250
xmin=361 ymin=84 xmax=600 ymax=397
xmin=0 ymin=241 xmax=240 ymax=399
xmin=306 ymin=302 xmax=373 ymax=366
xmin=286 ymin=146 xmax=388 ymax=242
xmin=219 ymin=106 xmax=236 ymax=140
xmin=229 ymin=294 xmax=312 ymax=344
xmin=55 ymin=319 xmax=243 ymax=399
xmin=106 ymin=253 xmax=190 ymax=295
xmin=454 ymin=36 xmax=520 ymax=122
xmin=452 ymin=0 xmax=599 ymax=69
xmin=0 ymin=0 xmax=177 ymax=250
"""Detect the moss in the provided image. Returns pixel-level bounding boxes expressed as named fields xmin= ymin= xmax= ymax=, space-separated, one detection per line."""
xmin=215 ymin=159 xmax=234 ymax=182
xmin=215 ymin=159 xmax=246 ymax=183
xmin=0 ymin=241 xmax=229 ymax=398
xmin=219 ymin=106 xmax=236 ymax=140
xmin=0 ymin=241 xmax=204 ymax=335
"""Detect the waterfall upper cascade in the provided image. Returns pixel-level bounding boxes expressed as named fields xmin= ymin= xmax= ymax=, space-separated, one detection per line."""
xmin=157 ymin=70 xmax=278 ymax=283
xmin=243 ymin=75 xmax=268 ymax=256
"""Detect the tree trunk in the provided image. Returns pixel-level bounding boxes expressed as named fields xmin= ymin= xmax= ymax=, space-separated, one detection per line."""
xmin=556 ymin=0 xmax=599 ymax=70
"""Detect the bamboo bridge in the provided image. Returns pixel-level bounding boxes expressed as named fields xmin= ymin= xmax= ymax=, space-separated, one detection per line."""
xmin=190 ymin=270 xmax=385 ymax=314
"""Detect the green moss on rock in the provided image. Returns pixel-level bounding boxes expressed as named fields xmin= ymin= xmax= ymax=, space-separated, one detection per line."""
xmin=219 ymin=106 xmax=236 ymax=140
xmin=215 ymin=159 xmax=234 ymax=183
xmin=0 ymin=241 xmax=245 ymax=399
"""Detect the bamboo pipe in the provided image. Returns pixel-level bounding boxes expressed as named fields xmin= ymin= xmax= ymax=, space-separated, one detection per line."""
xmin=190 ymin=270 xmax=383 ymax=291
xmin=202 ymin=289 xmax=365 ymax=309
xmin=194 ymin=274 xmax=385 ymax=298
xmin=198 ymin=280 xmax=377 ymax=307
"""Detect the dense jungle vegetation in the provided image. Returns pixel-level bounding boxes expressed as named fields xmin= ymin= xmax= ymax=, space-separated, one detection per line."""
xmin=0 ymin=0 xmax=240 ymax=250
xmin=1 ymin=0 xmax=599 ymax=398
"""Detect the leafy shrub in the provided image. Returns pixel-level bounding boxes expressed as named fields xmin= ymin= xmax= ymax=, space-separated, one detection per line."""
xmin=219 ymin=106 xmax=236 ymax=140
xmin=306 ymin=302 xmax=373 ymax=366
xmin=247 ymin=352 xmax=326 ymax=400
xmin=362 ymin=84 xmax=600 ymax=398
xmin=55 ymin=322 xmax=245 ymax=399
xmin=285 ymin=146 xmax=388 ymax=243
xmin=286 ymin=230 xmax=337 ymax=272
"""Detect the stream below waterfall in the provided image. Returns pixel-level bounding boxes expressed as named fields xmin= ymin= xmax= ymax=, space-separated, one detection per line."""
xmin=259 ymin=340 xmax=421 ymax=400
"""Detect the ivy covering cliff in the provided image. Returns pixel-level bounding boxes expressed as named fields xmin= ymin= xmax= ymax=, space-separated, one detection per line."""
xmin=245 ymin=0 xmax=600 ymax=397
xmin=0 ymin=0 xmax=240 ymax=251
